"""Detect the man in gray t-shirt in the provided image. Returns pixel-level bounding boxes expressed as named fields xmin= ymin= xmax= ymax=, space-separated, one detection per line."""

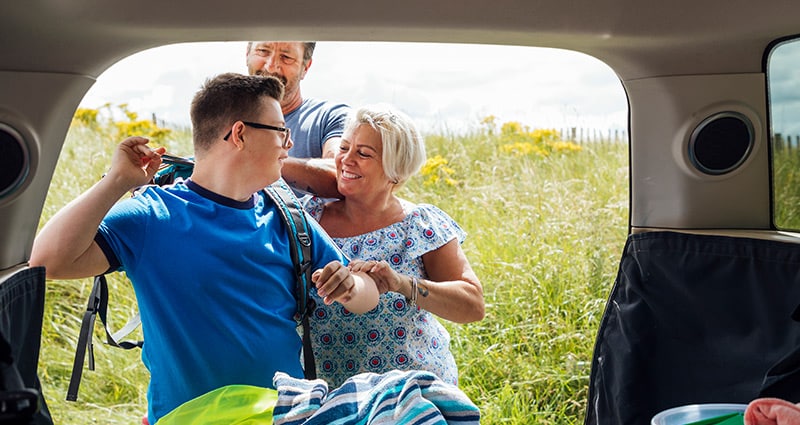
xmin=247 ymin=41 xmax=348 ymax=198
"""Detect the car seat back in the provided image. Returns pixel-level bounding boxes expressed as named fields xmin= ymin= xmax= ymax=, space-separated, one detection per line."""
xmin=585 ymin=231 xmax=800 ymax=424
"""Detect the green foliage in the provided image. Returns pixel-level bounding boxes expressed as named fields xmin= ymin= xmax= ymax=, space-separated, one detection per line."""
xmin=70 ymin=104 xmax=189 ymax=149
xmin=773 ymin=147 xmax=800 ymax=230
xmin=39 ymin=113 xmax=628 ymax=425
xmin=482 ymin=117 xmax=582 ymax=158
xmin=400 ymin=123 xmax=627 ymax=425
xmin=419 ymin=154 xmax=459 ymax=187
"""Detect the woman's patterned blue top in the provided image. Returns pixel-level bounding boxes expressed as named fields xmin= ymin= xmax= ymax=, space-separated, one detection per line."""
xmin=302 ymin=196 xmax=466 ymax=387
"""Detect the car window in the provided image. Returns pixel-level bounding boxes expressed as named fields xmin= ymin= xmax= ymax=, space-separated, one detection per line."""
xmin=768 ymin=39 xmax=800 ymax=230
xmin=46 ymin=41 xmax=632 ymax=424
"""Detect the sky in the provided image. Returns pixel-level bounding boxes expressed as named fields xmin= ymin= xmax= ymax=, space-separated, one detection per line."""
xmin=79 ymin=41 xmax=629 ymax=136
xmin=766 ymin=40 xmax=800 ymax=137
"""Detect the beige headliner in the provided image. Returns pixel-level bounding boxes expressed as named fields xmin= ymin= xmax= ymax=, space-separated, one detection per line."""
xmin=3 ymin=1 xmax=800 ymax=269
xmin=2 ymin=0 xmax=798 ymax=80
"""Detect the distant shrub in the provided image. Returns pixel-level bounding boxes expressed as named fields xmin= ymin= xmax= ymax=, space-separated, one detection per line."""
xmin=72 ymin=103 xmax=173 ymax=146
xmin=72 ymin=108 xmax=99 ymax=127
xmin=479 ymin=117 xmax=582 ymax=158
xmin=420 ymin=155 xmax=459 ymax=187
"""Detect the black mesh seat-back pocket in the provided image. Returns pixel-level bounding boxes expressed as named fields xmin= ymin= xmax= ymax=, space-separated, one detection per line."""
xmin=585 ymin=231 xmax=800 ymax=425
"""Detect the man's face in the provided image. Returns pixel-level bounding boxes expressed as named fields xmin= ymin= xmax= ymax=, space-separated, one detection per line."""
xmin=244 ymin=97 xmax=292 ymax=186
xmin=246 ymin=42 xmax=309 ymax=99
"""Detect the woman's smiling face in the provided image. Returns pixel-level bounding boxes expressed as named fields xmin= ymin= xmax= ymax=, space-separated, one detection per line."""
xmin=335 ymin=124 xmax=393 ymax=197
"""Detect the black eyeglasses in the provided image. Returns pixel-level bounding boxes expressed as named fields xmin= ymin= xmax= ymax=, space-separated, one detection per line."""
xmin=223 ymin=121 xmax=291 ymax=148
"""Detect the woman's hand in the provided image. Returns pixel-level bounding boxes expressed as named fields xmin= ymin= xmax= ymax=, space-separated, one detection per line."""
xmin=347 ymin=260 xmax=404 ymax=295
xmin=348 ymin=240 xmax=485 ymax=324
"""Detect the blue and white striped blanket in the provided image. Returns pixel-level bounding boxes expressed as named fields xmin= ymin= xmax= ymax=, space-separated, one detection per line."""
xmin=272 ymin=370 xmax=481 ymax=425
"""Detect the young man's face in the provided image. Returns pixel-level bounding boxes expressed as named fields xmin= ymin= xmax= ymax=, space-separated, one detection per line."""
xmin=242 ymin=96 xmax=293 ymax=186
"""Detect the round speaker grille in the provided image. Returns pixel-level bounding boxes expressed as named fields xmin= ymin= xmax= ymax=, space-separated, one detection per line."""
xmin=688 ymin=111 xmax=754 ymax=175
xmin=0 ymin=124 xmax=30 ymax=199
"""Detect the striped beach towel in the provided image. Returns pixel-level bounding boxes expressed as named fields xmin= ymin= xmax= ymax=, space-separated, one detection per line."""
xmin=272 ymin=370 xmax=481 ymax=425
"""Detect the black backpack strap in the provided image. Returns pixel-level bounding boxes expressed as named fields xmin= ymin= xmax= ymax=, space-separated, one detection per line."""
xmin=262 ymin=180 xmax=316 ymax=379
xmin=67 ymin=274 xmax=142 ymax=401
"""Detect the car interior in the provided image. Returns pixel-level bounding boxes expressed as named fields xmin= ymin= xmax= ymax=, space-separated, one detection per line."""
xmin=3 ymin=1 xmax=800 ymax=424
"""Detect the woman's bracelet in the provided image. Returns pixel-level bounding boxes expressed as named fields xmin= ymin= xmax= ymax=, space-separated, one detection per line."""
xmin=408 ymin=276 xmax=419 ymax=307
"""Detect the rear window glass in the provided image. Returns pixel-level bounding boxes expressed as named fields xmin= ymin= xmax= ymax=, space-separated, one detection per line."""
xmin=768 ymin=39 xmax=800 ymax=230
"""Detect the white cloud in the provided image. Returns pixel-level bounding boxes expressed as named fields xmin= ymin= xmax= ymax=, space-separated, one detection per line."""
xmin=80 ymin=41 xmax=628 ymax=135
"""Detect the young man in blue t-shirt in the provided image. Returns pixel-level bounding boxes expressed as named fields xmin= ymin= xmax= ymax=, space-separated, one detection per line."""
xmin=30 ymin=73 xmax=378 ymax=424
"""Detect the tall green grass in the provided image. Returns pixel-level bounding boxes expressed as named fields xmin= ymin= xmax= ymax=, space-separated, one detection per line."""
xmin=38 ymin=111 xmax=628 ymax=424
xmin=773 ymin=147 xmax=800 ymax=230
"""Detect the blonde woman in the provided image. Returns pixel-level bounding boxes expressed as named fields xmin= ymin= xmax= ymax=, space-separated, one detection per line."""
xmin=303 ymin=104 xmax=484 ymax=387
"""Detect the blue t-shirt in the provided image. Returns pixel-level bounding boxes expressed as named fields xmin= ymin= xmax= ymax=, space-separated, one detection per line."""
xmin=95 ymin=179 xmax=347 ymax=424
xmin=285 ymin=98 xmax=349 ymax=158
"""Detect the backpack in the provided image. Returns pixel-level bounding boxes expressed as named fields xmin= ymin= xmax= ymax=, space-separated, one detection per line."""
xmin=66 ymin=156 xmax=318 ymax=402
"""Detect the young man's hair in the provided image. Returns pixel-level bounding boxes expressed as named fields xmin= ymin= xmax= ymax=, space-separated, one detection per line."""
xmin=190 ymin=73 xmax=284 ymax=152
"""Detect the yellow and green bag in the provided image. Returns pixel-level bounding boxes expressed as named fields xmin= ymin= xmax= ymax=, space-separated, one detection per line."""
xmin=156 ymin=385 xmax=277 ymax=425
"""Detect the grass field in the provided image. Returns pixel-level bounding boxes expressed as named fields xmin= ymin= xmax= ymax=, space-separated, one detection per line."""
xmin=37 ymin=109 xmax=629 ymax=424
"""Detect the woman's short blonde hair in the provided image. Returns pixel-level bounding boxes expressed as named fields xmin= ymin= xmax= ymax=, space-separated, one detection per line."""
xmin=343 ymin=104 xmax=426 ymax=186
